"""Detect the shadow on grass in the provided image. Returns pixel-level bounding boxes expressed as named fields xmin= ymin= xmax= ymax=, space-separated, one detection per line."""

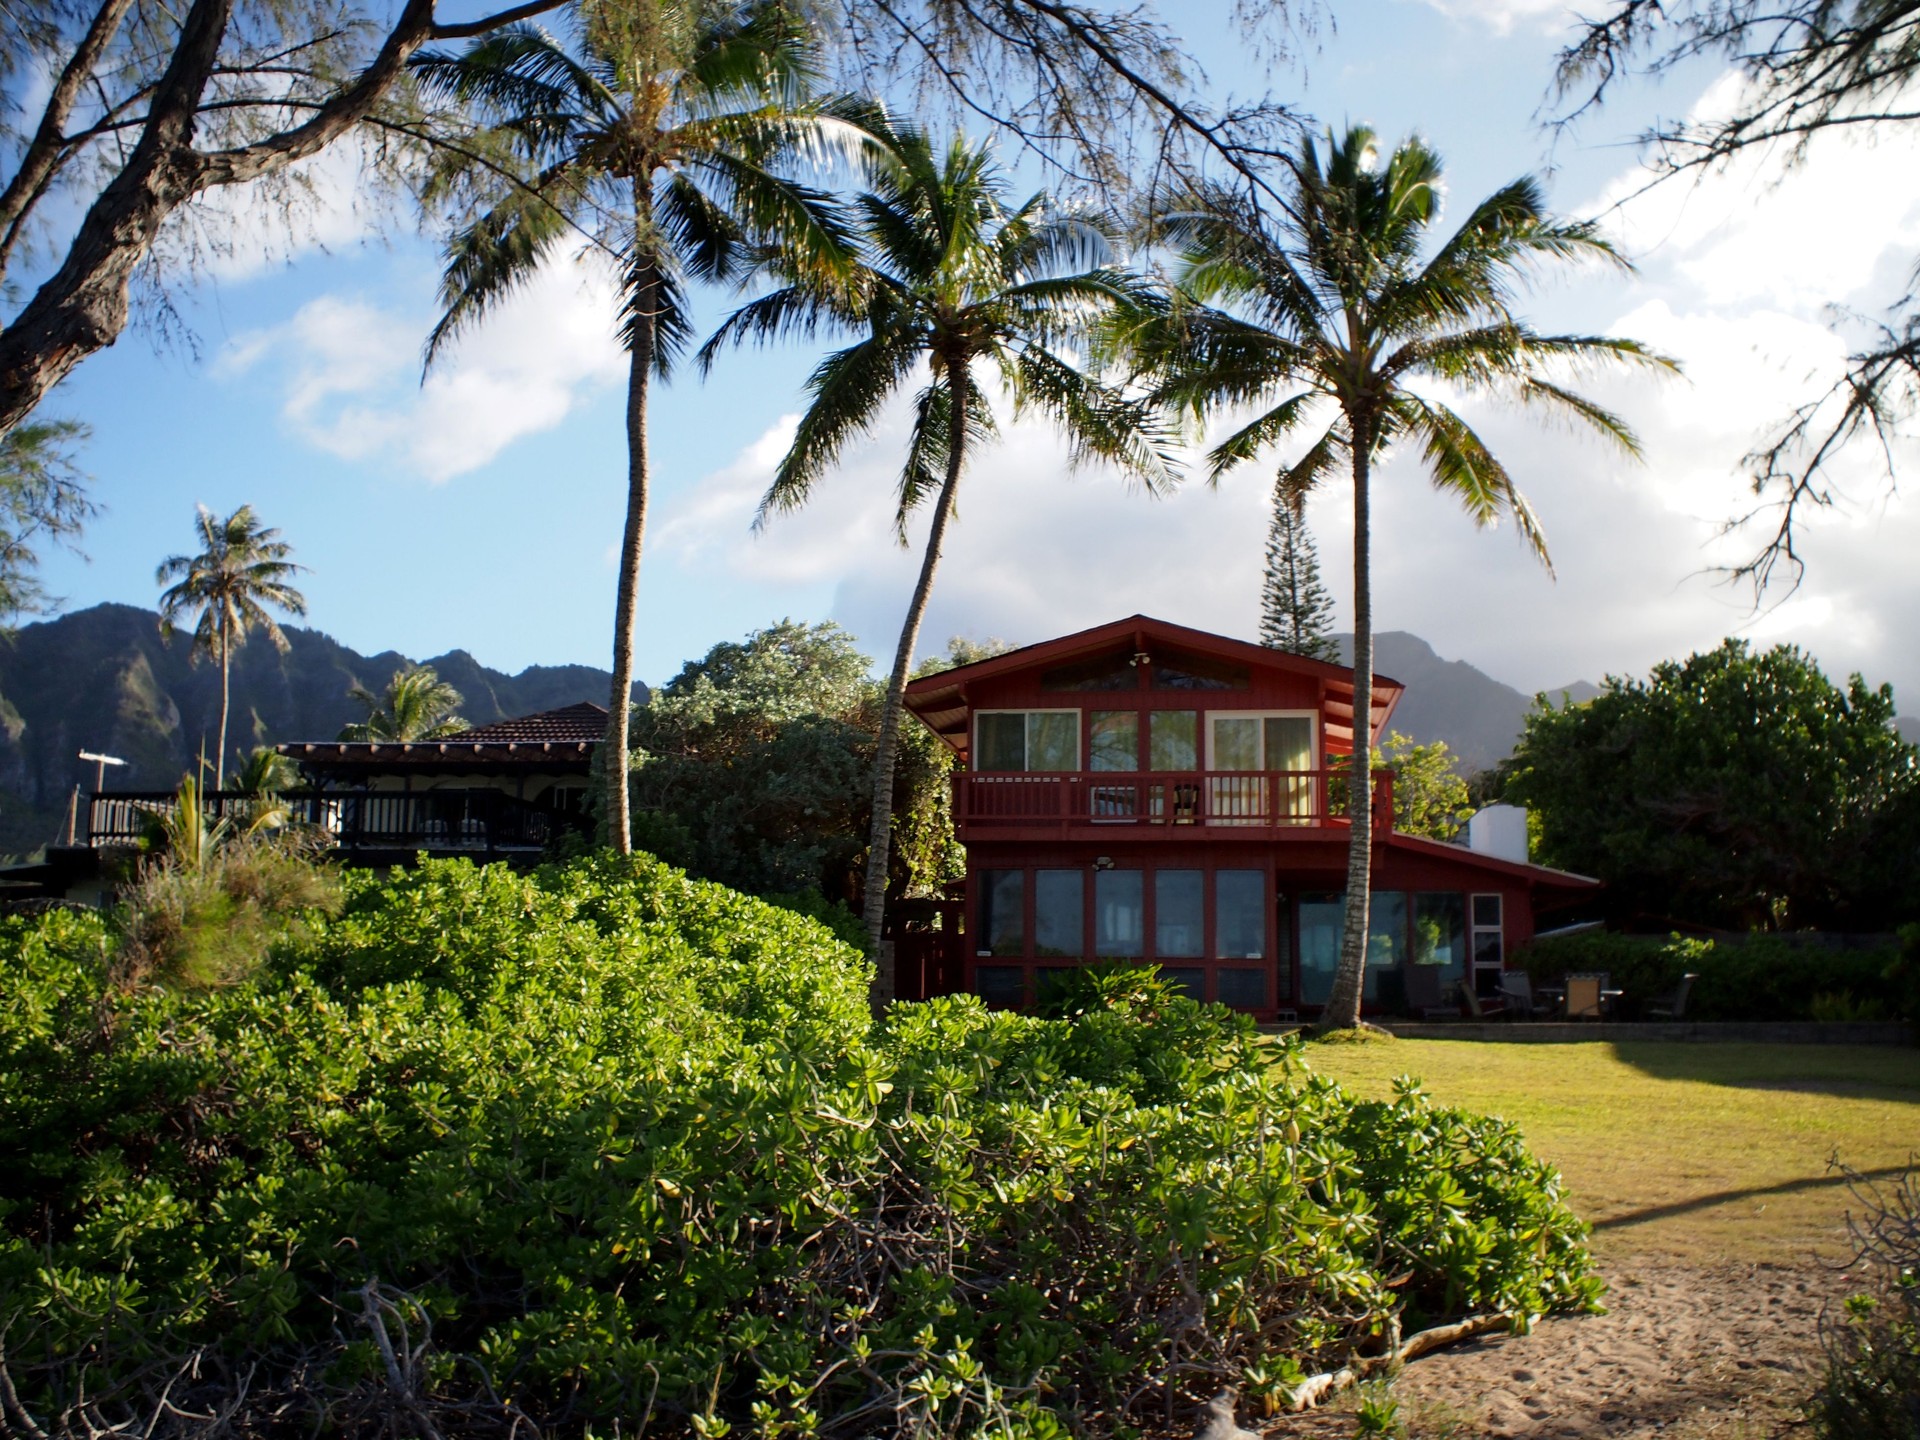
xmin=1606 ymin=1039 xmax=1920 ymax=1099
xmin=1593 ymin=1162 xmax=1913 ymax=1233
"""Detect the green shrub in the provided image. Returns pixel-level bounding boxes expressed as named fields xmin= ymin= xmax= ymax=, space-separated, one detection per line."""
xmin=0 ymin=854 xmax=1597 ymax=1438
xmin=1516 ymin=932 xmax=1906 ymax=1021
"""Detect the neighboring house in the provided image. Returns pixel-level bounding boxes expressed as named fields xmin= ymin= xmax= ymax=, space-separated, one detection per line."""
xmin=898 ymin=615 xmax=1597 ymax=1019
xmin=78 ymin=702 xmax=606 ymax=868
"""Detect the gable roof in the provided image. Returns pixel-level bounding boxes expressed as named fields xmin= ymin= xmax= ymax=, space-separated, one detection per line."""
xmin=903 ymin=614 xmax=1403 ymax=758
xmin=279 ymin=701 xmax=608 ymax=770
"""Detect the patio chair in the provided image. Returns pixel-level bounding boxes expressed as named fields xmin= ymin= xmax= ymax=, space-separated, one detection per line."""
xmin=1403 ymin=963 xmax=1460 ymax=1020
xmin=1648 ymin=972 xmax=1698 ymax=1020
xmin=1499 ymin=971 xmax=1553 ymax=1017
xmin=1460 ymin=983 xmax=1509 ymax=1020
xmin=1563 ymin=972 xmax=1609 ymax=1020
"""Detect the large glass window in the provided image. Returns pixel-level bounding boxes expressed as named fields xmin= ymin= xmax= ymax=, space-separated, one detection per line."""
xmin=1094 ymin=869 xmax=1144 ymax=956
xmin=1216 ymin=870 xmax=1266 ymax=959
xmin=1298 ymin=892 xmax=1344 ymax=1005
xmin=1089 ymin=711 xmax=1139 ymax=771
xmin=1208 ymin=714 xmax=1316 ymax=821
xmin=1412 ymin=893 xmax=1467 ymax=982
xmin=1471 ymin=893 xmax=1505 ymax=977
xmin=1216 ymin=968 xmax=1267 ymax=1010
xmin=1149 ymin=710 xmax=1198 ymax=770
xmin=975 ymin=966 xmax=1024 ymax=1010
xmin=975 ymin=712 xmax=1078 ymax=771
xmin=1034 ymin=870 xmax=1084 ymax=957
xmin=1155 ymin=870 xmax=1204 ymax=957
xmin=977 ymin=870 xmax=1024 ymax=956
xmin=1367 ymin=892 xmax=1408 ymax=968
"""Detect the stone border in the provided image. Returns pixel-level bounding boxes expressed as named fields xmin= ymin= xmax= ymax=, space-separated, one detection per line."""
xmin=1344 ymin=1020 xmax=1914 ymax=1044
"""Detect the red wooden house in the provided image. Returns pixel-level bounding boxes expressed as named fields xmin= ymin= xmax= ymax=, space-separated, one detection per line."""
xmin=898 ymin=615 xmax=1597 ymax=1019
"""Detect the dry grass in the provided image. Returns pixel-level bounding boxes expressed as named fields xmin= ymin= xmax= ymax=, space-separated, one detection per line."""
xmin=1305 ymin=1038 xmax=1920 ymax=1265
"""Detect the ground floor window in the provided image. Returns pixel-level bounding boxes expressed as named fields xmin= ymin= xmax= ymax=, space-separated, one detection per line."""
xmin=1297 ymin=889 xmax=1472 ymax=1008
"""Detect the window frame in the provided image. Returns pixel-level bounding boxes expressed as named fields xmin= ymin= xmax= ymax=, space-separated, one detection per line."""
xmin=972 ymin=708 xmax=1082 ymax=772
xmin=1203 ymin=709 xmax=1320 ymax=771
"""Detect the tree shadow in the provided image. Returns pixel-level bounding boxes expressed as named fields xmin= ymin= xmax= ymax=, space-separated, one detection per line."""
xmin=1593 ymin=1162 xmax=1913 ymax=1233
xmin=1606 ymin=1038 xmax=1920 ymax=1100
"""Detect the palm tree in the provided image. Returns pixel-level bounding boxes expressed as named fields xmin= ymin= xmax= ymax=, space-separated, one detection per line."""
xmin=1143 ymin=125 xmax=1671 ymax=1031
xmin=702 ymin=116 xmax=1178 ymax=996
xmin=156 ymin=505 xmax=307 ymax=792
xmin=412 ymin=1 xmax=866 ymax=854
xmin=338 ymin=664 xmax=469 ymax=742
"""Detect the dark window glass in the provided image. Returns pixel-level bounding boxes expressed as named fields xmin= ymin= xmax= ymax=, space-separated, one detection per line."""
xmin=1472 ymin=893 xmax=1503 ymax=929
xmin=1089 ymin=711 xmax=1140 ymax=771
xmin=1035 ymin=966 xmax=1077 ymax=1005
xmin=1367 ymin=891 xmax=1408 ymax=967
xmin=1094 ymin=869 xmax=1144 ymax=957
xmin=1412 ymin=893 xmax=1466 ymax=981
xmin=1028 ymin=713 xmax=1077 ymax=770
xmin=975 ymin=965 xmax=1025 ymax=1010
xmin=1158 ymin=967 xmax=1205 ymax=1002
xmin=1155 ymin=870 xmax=1204 ymax=957
xmin=978 ymin=870 xmax=1024 ymax=956
xmin=1474 ymin=932 xmax=1505 ymax=969
xmin=1217 ymin=968 xmax=1267 ymax=1010
xmin=1041 ymin=653 xmax=1138 ymax=691
xmin=1150 ymin=710 xmax=1198 ymax=770
xmin=977 ymin=714 xmax=1026 ymax=772
xmin=1152 ymin=651 xmax=1250 ymax=691
xmin=1034 ymin=870 xmax=1084 ymax=957
xmin=1298 ymin=891 xmax=1343 ymax=1005
xmin=1216 ymin=870 xmax=1266 ymax=959
xmin=1275 ymin=893 xmax=1295 ymax=1001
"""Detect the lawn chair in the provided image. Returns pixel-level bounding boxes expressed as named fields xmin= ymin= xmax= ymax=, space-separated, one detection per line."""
xmin=1563 ymin=972 xmax=1609 ymax=1020
xmin=1460 ymin=982 xmax=1509 ymax=1020
xmin=1499 ymin=971 xmax=1552 ymax=1018
xmin=1648 ymin=972 xmax=1698 ymax=1020
xmin=1404 ymin=963 xmax=1460 ymax=1020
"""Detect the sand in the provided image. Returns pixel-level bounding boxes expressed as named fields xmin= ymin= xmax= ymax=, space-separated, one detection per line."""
xmin=1266 ymin=1258 xmax=1845 ymax=1438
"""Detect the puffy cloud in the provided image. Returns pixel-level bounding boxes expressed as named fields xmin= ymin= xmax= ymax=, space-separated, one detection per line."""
xmin=216 ymin=250 xmax=627 ymax=481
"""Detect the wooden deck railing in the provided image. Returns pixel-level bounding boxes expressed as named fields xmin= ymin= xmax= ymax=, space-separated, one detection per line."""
xmin=88 ymin=788 xmax=582 ymax=856
xmin=952 ymin=768 xmax=1395 ymax=834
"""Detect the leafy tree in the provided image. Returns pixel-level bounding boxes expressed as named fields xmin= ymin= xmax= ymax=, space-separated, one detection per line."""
xmin=0 ymin=418 xmax=95 ymax=625
xmin=1380 ymin=731 xmax=1472 ymax=842
xmin=1499 ymin=639 xmax=1920 ymax=930
xmin=1553 ymin=1 xmax=1920 ymax=592
xmin=0 ymin=0 xmax=573 ymax=441
xmin=1259 ymin=490 xmax=1336 ymax=661
xmin=155 ymin=505 xmax=307 ymax=791
xmin=703 ymin=114 xmax=1176 ymax=993
xmin=413 ymin=2 xmax=865 ymax=857
xmin=337 ymin=663 xmax=467 ymax=741
xmin=631 ymin=621 xmax=961 ymax=902
xmin=1139 ymin=124 xmax=1668 ymax=1030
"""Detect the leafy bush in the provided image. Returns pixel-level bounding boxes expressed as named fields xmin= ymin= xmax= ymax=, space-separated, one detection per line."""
xmin=1515 ymin=931 xmax=1906 ymax=1021
xmin=1 ymin=854 xmax=1597 ymax=1438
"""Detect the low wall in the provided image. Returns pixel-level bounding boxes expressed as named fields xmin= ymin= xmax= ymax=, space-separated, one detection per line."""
xmin=1364 ymin=1020 xmax=1914 ymax=1045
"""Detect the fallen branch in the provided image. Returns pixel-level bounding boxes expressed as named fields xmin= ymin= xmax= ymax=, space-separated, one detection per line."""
xmin=1288 ymin=1311 xmax=1512 ymax=1412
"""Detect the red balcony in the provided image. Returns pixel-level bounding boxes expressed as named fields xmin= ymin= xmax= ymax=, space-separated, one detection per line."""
xmin=951 ymin=768 xmax=1395 ymax=840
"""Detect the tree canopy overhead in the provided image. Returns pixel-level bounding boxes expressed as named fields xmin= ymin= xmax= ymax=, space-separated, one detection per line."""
xmin=1500 ymin=638 xmax=1920 ymax=930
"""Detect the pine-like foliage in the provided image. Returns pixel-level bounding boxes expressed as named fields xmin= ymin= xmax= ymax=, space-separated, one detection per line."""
xmin=1259 ymin=490 xmax=1337 ymax=661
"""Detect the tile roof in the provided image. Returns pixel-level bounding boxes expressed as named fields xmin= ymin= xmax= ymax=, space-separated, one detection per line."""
xmin=455 ymin=701 xmax=609 ymax=745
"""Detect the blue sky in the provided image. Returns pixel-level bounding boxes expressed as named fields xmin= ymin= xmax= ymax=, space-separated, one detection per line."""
xmin=24 ymin=0 xmax=1920 ymax=709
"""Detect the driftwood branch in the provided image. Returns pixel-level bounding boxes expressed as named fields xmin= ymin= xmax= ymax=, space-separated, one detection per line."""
xmin=1288 ymin=1311 xmax=1511 ymax=1412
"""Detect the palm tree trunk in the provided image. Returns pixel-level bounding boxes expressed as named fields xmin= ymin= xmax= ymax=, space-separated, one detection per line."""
xmin=605 ymin=189 xmax=657 ymax=856
xmin=861 ymin=361 xmax=970 ymax=1007
xmin=215 ymin=632 xmax=231 ymax=792
xmin=1321 ymin=419 xmax=1374 ymax=1032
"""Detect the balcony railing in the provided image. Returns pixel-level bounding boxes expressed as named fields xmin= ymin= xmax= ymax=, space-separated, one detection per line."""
xmin=952 ymin=768 xmax=1395 ymax=834
xmin=88 ymin=788 xmax=584 ymax=857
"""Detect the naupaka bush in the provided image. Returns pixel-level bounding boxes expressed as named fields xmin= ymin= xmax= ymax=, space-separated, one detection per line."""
xmin=0 ymin=853 xmax=1597 ymax=1437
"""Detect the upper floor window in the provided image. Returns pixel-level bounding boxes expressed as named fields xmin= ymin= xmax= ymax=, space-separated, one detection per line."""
xmin=976 ymin=710 xmax=1078 ymax=771
xmin=1209 ymin=713 xmax=1315 ymax=771
xmin=1041 ymin=653 xmax=1137 ymax=691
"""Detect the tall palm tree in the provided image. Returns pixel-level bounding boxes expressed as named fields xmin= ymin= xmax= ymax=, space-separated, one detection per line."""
xmin=1142 ymin=125 xmax=1671 ymax=1031
xmin=702 ymin=116 xmax=1178 ymax=997
xmin=156 ymin=505 xmax=308 ymax=791
xmin=412 ymin=1 xmax=866 ymax=854
xmin=338 ymin=664 xmax=469 ymax=741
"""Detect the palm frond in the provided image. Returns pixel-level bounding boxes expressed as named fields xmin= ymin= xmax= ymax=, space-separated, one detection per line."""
xmin=1392 ymin=392 xmax=1554 ymax=573
xmin=759 ymin=335 xmax=922 ymax=526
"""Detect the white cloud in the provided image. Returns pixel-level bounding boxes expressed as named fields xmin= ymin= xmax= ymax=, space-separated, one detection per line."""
xmin=218 ymin=251 xmax=627 ymax=481
xmin=1413 ymin=0 xmax=1576 ymax=35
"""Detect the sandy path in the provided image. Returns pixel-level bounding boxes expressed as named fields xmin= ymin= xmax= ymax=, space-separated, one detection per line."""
xmin=1260 ymin=1259 xmax=1844 ymax=1438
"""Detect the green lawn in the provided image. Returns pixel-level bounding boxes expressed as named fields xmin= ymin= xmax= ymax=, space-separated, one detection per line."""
xmin=1305 ymin=1038 xmax=1920 ymax=1264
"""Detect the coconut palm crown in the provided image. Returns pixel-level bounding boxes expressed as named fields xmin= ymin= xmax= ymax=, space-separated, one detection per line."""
xmin=338 ymin=664 xmax=469 ymax=743
xmin=1138 ymin=124 xmax=1672 ymax=1031
xmin=411 ymin=0 xmax=869 ymax=854
xmin=156 ymin=505 xmax=307 ymax=792
xmin=701 ymin=113 xmax=1179 ymax=995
